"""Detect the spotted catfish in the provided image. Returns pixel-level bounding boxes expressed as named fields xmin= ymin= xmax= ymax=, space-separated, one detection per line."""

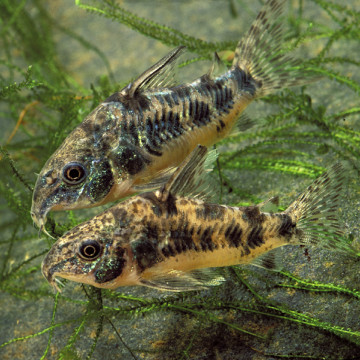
xmin=32 ymin=0 xmax=319 ymax=233
xmin=42 ymin=146 xmax=349 ymax=292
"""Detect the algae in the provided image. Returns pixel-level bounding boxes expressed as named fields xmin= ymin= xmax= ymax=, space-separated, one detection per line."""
xmin=0 ymin=0 xmax=359 ymax=359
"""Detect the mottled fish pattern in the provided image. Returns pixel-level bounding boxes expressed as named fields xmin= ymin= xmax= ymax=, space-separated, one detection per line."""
xmin=42 ymin=146 xmax=348 ymax=292
xmin=31 ymin=0 xmax=318 ymax=233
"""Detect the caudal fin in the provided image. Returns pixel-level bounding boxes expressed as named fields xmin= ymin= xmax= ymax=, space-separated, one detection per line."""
xmin=284 ymin=163 xmax=350 ymax=252
xmin=233 ymin=0 xmax=318 ymax=97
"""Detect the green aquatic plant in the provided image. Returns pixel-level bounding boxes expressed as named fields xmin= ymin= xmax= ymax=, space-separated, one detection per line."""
xmin=1 ymin=0 xmax=360 ymax=359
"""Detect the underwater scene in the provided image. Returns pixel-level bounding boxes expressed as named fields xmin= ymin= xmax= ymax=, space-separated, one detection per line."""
xmin=0 ymin=0 xmax=360 ymax=359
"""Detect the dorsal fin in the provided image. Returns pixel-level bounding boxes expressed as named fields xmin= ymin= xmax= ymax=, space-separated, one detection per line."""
xmin=124 ymin=46 xmax=186 ymax=97
xmin=157 ymin=145 xmax=218 ymax=202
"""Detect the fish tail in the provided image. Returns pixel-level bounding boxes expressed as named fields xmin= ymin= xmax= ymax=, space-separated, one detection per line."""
xmin=284 ymin=163 xmax=350 ymax=251
xmin=233 ymin=0 xmax=317 ymax=97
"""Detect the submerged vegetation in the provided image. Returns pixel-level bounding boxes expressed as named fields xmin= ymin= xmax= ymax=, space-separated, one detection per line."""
xmin=0 ymin=0 xmax=359 ymax=359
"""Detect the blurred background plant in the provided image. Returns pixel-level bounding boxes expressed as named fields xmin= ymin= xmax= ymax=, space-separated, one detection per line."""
xmin=0 ymin=0 xmax=359 ymax=359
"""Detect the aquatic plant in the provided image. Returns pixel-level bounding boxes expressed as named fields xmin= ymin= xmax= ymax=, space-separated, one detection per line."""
xmin=0 ymin=0 xmax=359 ymax=359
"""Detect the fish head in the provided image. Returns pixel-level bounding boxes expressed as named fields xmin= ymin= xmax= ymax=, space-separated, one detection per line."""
xmin=31 ymin=103 xmax=134 ymax=231
xmin=41 ymin=208 xmax=138 ymax=291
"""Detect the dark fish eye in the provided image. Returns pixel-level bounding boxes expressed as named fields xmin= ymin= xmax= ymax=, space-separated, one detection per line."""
xmin=62 ymin=162 xmax=87 ymax=185
xmin=78 ymin=240 xmax=102 ymax=261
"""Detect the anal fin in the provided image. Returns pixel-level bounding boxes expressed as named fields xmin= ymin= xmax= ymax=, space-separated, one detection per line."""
xmin=251 ymin=250 xmax=282 ymax=271
xmin=229 ymin=113 xmax=257 ymax=136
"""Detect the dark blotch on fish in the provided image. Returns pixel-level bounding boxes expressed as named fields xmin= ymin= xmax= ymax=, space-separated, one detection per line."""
xmin=145 ymin=224 xmax=159 ymax=239
xmin=246 ymin=226 xmax=264 ymax=249
xmin=242 ymin=206 xmax=265 ymax=225
xmin=145 ymin=116 xmax=164 ymax=156
xmin=86 ymin=160 xmax=114 ymax=203
xmin=224 ymin=221 xmax=243 ymax=248
xmin=277 ymin=214 xmax=296 ymax=238
xmin=171 ymin=225 xmax=197 ymax=254
xmin=196 ymin=203 xmax=225 ymax=221
xmin=219 ymin=119 xmax=226 ymax=130
xmin=165 ymin=192 xmax=178 ymax=216
xmin=111 ymin=207 xmax=130 ymax=227
xmin=132 ymin=237 xmax=161 ymax=272
xmin=170 ymin=112 xmax=184 ymax=137
xmin=233 ymin=67 xmax=257 ymax=96
xmin=161 ymin=244 xmax=176 ymax=258
xmin=113 ymin=141 xmax=150 ymax=176
xmin=163 ymin=93 xmax=173 ymax=107
xmin=95 ymin=246 xmax=127 ymax=283
xmin=200 ymin=226 xmax=216 ymax=251
xmin=193 ymin=100 xmax=211 ymax=127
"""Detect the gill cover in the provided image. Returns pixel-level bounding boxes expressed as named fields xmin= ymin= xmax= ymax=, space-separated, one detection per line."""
xmin=31 ymin=146 xmax=114 ymax=231
xmin=41 ymin=225 xmax=129 ymax=291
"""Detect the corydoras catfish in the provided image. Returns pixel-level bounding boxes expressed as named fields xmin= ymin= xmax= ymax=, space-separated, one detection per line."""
xmin=42 ymin=146 xmax=349 ymax=292
xmin=32 ymin=0 xmax=319 ymax=233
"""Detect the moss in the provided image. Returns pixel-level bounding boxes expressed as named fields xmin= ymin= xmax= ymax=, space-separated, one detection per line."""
xmin=0 ymin=0 xmax=359 ymax=359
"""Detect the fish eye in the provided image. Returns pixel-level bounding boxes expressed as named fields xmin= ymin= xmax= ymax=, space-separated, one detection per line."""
xmin=62 ymin=162 xmax=87 ymax=185
xmin=78 ymin=240 xmax=102 ymax=260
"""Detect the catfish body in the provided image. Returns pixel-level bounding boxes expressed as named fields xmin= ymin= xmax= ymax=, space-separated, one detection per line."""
xmin=42 ymin=146 xmax=348 ymax=292
xmin=31 ymin=0 xmax=318 ymax=233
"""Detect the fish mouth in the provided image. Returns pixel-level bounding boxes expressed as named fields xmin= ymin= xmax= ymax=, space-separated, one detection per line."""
xmin=30 ymin=208 xmax=42 ymax=228
xmin=43 ymin=269 xmax=98 ymax=291
xmin=48 ymin=275 xmax=64 ymax=293
xmin=41 ymin=265 xmax=63 ymax=293
xmin=41 ymin=253 xmax=69 ymax=293
xmin=41 ymin=248 xmax=66 ymax=292
xmin=31 ymin=209 xmax=55 ymax=239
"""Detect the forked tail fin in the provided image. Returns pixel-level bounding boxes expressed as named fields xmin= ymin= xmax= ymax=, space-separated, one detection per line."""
xmin=233 ymin=0 xmax=319 ymax=97
xmin=284 ymin=163 xmax=350 ymax=252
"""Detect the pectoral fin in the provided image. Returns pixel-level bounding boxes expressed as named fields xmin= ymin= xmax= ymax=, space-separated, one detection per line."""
xmin=157 ymin=145 xmax=218 ymax=202
xmin=140 ymin=268 xmax=225 ymax=292
xmin=133 ymin=167 xmax=176 ymax=193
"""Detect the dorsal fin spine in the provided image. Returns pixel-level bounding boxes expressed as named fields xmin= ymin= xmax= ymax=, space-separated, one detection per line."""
xmin=126 ymin=46 xmax=186 ymax=97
